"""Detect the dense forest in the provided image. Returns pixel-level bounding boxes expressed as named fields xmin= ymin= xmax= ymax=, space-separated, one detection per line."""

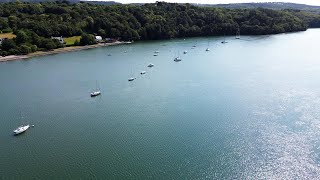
xmin=212 ymin=2 xmax=320 ymax=13
xmin=0 ymin=1 xmax=318 ymax=56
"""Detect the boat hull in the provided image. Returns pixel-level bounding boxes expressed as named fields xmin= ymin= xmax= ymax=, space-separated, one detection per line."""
xmin=90 ymin=92 xmax=101 ymax=97
xmin=13 ymin=125 xmax=30 ymax=135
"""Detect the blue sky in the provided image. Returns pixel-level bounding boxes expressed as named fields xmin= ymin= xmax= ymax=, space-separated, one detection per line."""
xmin=111 ymin=0 xmax=320 ymax=6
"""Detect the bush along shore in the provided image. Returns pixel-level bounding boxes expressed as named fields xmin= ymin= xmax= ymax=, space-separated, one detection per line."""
xmin=0 ymin=1 xmax=319 ymax=57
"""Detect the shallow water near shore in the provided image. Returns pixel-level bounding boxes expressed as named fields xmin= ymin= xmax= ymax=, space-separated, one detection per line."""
xmin=1 ymin=29 xmax=320 ymax=179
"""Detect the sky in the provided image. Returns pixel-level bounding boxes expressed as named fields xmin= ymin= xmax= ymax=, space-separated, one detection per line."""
xmin=113 ymin=0 xmax=320 ymax=6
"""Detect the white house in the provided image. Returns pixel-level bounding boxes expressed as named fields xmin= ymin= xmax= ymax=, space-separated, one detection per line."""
xmin=95 ymin=36 xmax=103 ymax=42
xmin=51 ymin=36 xmax=64 ymax=44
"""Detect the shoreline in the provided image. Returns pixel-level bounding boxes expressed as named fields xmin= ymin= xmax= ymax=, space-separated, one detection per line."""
xmin=0 ymin=41 xmax=129 ymax=62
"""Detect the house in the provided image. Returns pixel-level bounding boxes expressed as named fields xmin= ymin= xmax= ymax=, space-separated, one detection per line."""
xmin=51 ymin=36 xmax=64 ymax=44
xmin=95 ymin=36 xmax=103 ymax=42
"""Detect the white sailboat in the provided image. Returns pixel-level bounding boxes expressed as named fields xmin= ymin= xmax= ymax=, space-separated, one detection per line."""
xmin=221 ymin=34 xmax=228 ymax=44
xmin=192 ymin=41 xmax=197 ymax=49
xmin=13 ymin=125 xmax=30 ymax=135
xmin=174 ymin=57 xmax=182 ymax=62
xmin=90 ymin=81 xmax=101 ymax=97
xmin=13 ymin=112 xmax=30 ymax=135
xmin=236 ymin=28 xmax=240 ymax=39
xmin=174 ymin=52 xmax=182 ymax=62
xmin=128 ymin=77 xmax=136 ymax=81
xmin=128 ymin=68 xmax=136 ymax=81
xmin=206 ymin=41 xmax=210 ymax=51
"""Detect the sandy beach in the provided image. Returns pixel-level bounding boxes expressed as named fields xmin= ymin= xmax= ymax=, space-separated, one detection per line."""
xmin=0 ymin=41 xmax=128 ymax=62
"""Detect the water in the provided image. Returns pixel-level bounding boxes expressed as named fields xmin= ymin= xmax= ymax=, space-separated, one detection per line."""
xmin=1 ymin=29 xmax=320 ymax=179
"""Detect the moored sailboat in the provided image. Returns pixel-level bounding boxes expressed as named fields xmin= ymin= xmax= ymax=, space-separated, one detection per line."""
xmin=13 ymin=125 xmax=30 ymax=135
xmin=90 ymin=81 xmax=101 ymax=97
xmin=236 ymin=28 xmax=241 ymax=39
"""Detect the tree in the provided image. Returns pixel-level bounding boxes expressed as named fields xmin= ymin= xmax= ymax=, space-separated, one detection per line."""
xmin=30 ymin=45 xmax=37 ymax=52
xmin=41 ymin=39 xmax=56 ymax=50
xmin=98 ymin=29 xmax=106 ymax=38
xmin=19 ymin=44 xmax=31 ymax=55
xmin=16 ymin=30 xmax=29 ymax=44
xmin=80 ymin=33 xmax=96 ymax=45
xmin=0 ymin=18 xmax=9 ymax=31
xmin=1 ymin=39 xmax=16 ymax=51
xmin=74 ymin=39 xmax=80 ymax=46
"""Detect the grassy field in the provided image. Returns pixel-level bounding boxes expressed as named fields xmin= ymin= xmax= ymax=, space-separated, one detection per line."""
xmin=0 ymin=32 xmax=16 ymax=39
xmin=64 ymin=36 xmax=81 ymax=46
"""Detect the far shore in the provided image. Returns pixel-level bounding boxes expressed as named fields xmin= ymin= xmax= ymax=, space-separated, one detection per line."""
xmin=0 ymin=41 xmax=130 ymax=62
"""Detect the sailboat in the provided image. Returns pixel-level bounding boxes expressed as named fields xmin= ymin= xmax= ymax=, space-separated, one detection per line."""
xmin=13 ymin=112 xmax=30 ymax=135
xmin=174 ymin=52 xmax=182 ymax=62
xmin=221 ymin=34 xmax=228 ymax=44
xmin=206 ymin=41 xmax=210 ymax=51
xmin=128 ymin=68 xmax=136 ymax=81
xmin=153 ymin=50 xmax=159 ymax=56
xmin=13 ymin=125 xmax=30 ymax=135
xmin=90 ymin=81 xmax=101 ymax=97
xmin=128 ymin=77 xmax=136 ymax=81
xmin=236 ymin=28 xmax=240 ymax=39
xmin=192 ymin=41 xmax=197 ymax=49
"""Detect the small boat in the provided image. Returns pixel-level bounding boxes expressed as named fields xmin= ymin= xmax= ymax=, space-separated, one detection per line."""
xmin=128 ymin=77 xmax=136 ymax=81
xmin=183 ymin=51 xmax=187 ymax=54
xmin=154 ymin=50 xmax=159 ymax=53
xmin=107 ymin=54 xmax=112 ymax=56
xmin=153 ymin=54 xmax=158 ymax=56
xmin=140 ymin=71 xmax=146 ymax=75
xmin=174 ymin=57 xmax=182 ymax=62
xmin=90 ymin=91 xmax=101 ymax=97
xmin=147 ymin=63 xmax=154 ymax=67
xmin=192 ymin=45 xmax=196 ymax=47
xmin=13 ymin=125 xmax=30 ymax=135
xmin=206 ymin=48 xmax=210 ymax=51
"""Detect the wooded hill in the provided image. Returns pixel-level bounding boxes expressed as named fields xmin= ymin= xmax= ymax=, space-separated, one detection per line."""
xmin=0 ymin=1 xmax=316 ymax=56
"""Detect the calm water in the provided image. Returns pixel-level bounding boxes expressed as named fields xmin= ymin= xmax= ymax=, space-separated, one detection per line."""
xmin=1 ymin=29 xmax=320 ymax=179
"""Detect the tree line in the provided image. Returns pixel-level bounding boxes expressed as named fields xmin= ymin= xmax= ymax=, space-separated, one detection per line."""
xmin=0 ymin=1 xmax=317 ymax=56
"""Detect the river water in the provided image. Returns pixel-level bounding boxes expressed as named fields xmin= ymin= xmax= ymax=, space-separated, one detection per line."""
xmin=1 ymin=29 xmax=320 ymax=179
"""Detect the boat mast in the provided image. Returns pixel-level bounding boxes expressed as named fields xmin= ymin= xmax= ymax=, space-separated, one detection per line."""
xmin=236 ymin=27 xmax=240 ymax=39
